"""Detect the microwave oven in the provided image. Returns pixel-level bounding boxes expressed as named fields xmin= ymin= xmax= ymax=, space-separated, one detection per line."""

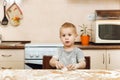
xmin=92 ymin=20 xmax=120 ymax=44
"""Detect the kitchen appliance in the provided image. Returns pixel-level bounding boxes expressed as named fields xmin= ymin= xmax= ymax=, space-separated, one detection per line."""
xmin=92 ymin=20 xmax=120 ymax=44
xmin=92 ymin=10 xmax=120 ymax=44
xmin=25 ymin=43 xmax=63 ymax=69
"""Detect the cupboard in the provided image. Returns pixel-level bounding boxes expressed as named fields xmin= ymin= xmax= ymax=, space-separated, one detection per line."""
xmin=0 ymin=49 xmax=24 ymax=69
xmin=82 ymin=49 xmax=120 ymax=70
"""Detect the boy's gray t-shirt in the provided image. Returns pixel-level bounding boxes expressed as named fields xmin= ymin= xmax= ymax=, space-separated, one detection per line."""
xmin=53 ymin=47 xmax=85 ymax=66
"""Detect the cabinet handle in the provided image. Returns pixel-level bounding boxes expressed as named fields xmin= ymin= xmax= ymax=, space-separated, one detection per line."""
xmin=1 ymin=54 xmax=12 ymax=57
xmin=103 ymin=53 xmax=104 ymax=64
xmin=1 ymin=67 xmax=12 ymax=69
xmin=108 ymin=53 xmax=110 ymax=64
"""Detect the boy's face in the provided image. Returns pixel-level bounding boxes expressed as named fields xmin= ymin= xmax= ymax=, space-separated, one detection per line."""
xmin=60 ymin=27 xmax=77 ymax=47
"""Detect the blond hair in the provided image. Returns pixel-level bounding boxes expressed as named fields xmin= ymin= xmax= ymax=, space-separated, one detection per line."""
xmin=60 ymin=22 xmax=77 ymax=35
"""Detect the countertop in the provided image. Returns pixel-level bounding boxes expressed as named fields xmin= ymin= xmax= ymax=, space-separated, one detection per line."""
xmin=0 ymin=69 xmax=120 ymax=80
xmin=0 ymin=41 xmax=31 ymax=49
xmin=75 ymin=42 xmax=120 ymax=49
xmin=0 ymin=41 xmax=120 ymax=49
xmin=0 ymin=44 xmax=25 ymax=49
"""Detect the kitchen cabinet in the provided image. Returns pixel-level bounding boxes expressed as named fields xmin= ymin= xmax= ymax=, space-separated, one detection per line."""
xmin=82 ymin=49 xmax=120 ymax=70
xmin=0 ymin=49 xmax=24 ymax=69
xmin=82 ymin=50 xmax=106 ymax=69
xmin=107 ymin=50 xmax=120 ymax=70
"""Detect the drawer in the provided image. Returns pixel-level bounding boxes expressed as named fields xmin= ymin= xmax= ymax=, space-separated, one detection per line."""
xmin=0 ymin=50 xmax=24 ymax=61
xmin=0 ymin=61 xmax=24 ymax=69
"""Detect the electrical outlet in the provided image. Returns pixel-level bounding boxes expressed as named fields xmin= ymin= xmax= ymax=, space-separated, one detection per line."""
xmin=87 ymin=13 xmax=96 ymax=21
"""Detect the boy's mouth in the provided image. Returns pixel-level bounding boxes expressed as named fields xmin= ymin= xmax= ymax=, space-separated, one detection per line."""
xmin=65 ymin=41 xmax=70 ymax=44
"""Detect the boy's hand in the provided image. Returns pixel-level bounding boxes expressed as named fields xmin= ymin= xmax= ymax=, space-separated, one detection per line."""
xmin=66 ymin=64 xmax=78 ymax=70
xmin=55 ymin=61 xmax=64 ymax=69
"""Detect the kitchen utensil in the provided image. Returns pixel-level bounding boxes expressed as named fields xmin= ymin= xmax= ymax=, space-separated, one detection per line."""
xmin=1 ymin=0 xmax=8 ymax=25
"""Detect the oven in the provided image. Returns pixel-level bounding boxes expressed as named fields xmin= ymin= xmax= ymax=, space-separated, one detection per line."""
xmin=25 ymin=43 xmax=63 ymax=69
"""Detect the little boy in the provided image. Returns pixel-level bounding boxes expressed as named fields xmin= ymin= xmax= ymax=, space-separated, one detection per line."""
xmin=49 ymin=22 xmax=86 ymax=70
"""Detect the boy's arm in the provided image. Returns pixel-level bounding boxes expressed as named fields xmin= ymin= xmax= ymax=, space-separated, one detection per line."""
xmin=76 ymin=60 xmax=86 ymax=69
xmin=49 ymin=57 xmax=58 ymax=68
xmin=49 ymin=57 xmax=64 ymax=69
xmin=66 ymin=60 xmax=86 ymax=70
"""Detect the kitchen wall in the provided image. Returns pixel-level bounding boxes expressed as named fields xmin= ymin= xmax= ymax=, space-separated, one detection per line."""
xmin=0 ymin=0 xmax=120 ymax=43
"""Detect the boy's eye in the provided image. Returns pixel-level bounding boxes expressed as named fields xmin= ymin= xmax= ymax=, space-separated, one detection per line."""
xmin=68 ymin=34 xmax=72 ymax=36
xmin=62 ymin=34 xmax=65 ymax=37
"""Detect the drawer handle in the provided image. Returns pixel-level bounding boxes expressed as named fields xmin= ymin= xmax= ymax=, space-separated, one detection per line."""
xmin=108 ymin=53 xmax=110 ymax=64
xmin=1 ymin=55 xmax=12 ymax=57
xmin=1 ymin=67 xmax=12 ymax=69
xmin=103 ymin=53 xmax=104 ymax=64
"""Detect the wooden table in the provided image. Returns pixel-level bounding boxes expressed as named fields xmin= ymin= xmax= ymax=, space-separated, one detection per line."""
xmin=0 ymin=69 xmax=120 ymax=80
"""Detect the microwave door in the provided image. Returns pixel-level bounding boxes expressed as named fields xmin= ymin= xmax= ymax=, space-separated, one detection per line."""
xmin=99 ymin=24 xmax=120 ymax=40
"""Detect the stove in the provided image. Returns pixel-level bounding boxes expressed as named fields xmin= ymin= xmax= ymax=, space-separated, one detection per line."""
xmin=25 ymin=43 xmax=63 ymax=69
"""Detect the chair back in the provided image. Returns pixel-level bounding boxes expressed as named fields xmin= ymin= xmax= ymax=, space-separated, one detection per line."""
xmin=84 ymin=56 xmax=90 ymax=69
xmin=43 ymin=55 xmax=55 ymax=69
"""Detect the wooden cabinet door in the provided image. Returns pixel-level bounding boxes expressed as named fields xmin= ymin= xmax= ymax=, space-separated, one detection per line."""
xmin=82 ymin=50 xmax=106 ymax=69
xmin=107 ymin=50 xmax=120 ymax=70
xmin=0 ymin=62 xmax=24 ymax=69
xmin=0 ymin=49 xmax=24 ymax=61
xmin=0 ymin=49 xmax=24 ymax=69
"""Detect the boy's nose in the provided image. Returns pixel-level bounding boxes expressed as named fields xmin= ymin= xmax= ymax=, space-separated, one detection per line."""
xmin=65 ymin=37 xmax=69 ymax=40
